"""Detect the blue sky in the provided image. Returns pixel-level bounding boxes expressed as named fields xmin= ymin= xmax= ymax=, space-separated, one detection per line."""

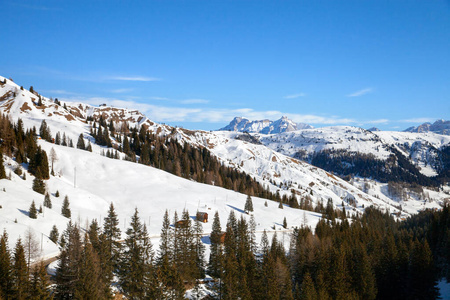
xmin=2 ymin=0 xmax=449 ymax=131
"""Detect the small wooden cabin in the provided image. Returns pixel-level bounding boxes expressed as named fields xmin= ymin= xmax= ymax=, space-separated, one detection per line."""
xmin=196 ymin=212 xmax=208 ymax=223
xmin=175 ymin=220 xmax=188 ymax=228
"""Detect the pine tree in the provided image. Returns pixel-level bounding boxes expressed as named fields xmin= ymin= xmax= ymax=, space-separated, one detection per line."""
xmin=55 ymin=190 xmax=60 ymax=197
xmin=209 ymin=211 xmax=223 ymax=278
xmin=29 ymin=262 xmax=51 ymax=299
xmin=244 ymin=195 xmax=254 ymax=214
xmin=43 ymin=193 xmax=52 ymax=208
xmin=278 ymin=199 xmax=284 ymax=209
xmin=12 ymin=238 xmax=29 ymax=299
xmin=119 ymin=208 xmax=158 ymax=299
xmin=75 ymin=234 xmax=105 ymax=300
xmin=0 ymin=151 xmax=6 ymax=179
xmin=49 ymin=225 xmax=59 ymax=244
xmin=103 ymin=202 xmax=121 ymax=272
xmin=29 ymin=200 xmax=38 ymax=219
xmin=300 ymin=271 xmax=317 ymax=300
xmin=32 ymin=177 xmax=46 ymax=194
xmin=77 ymin=134 xmax=85 ymax=150
xmin=193 ymin=215 xmax=206 ymax=279
xmin=157 ymin=210 xmax=173 ymax=266
xmin=283 ymin=217 xmax=287 ymax=229
xmin=55 ymin=222 xmax=82 ymax=299
xmin=0 ymin=230 xmax=13 ymax=299
xmin=61 ymin=195 xmax=71 ymax=218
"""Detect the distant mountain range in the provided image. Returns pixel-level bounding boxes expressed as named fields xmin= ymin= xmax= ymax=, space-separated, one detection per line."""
xmin=404 ymin=119 xmax=450 ymax=135
xmin=219 ymin=116 xmax=313 ymax=134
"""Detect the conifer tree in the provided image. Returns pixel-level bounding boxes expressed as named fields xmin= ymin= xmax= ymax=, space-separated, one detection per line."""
xmin=55 ymin=222 xmax=82 ymax=298
xmin=61 ymin=195 xmax=71 ymax=218
xmin=29 ymin=200 xmax=38 ymax=219
xmin=157 ymin=210 xmax=173 ymax=266
xmin=75 ymin=234 xmax=105 ymax=300
xmin=0 ymin=230 xmax=12 ymax=299
xmin=244 ymin=194 xmax=254 ymax=214
xmin=29 ymin=262 xmax=51 ymax=299
xmin=49 ymin=225 xmax=59 ymax=244
xmin=283 ymin=216 xmax=287 ymax=229
xmin=44 ymin=193 xmax=52 ymax=208
xmin=103 ymin=202 xmax=121 ymax=271
xmin=12 ymin=238 xmax=29 ymax=299
xmin=209 ymin=211 xmax=223 ymax=278
xmin=32 ymin=177 xmax=46 ymax=194
xmin=193 ymin=215 xmax=206 ymax=279
xmin=300 ymin=271 xmax=317 ymax=300
xmin=119 ymin=208 xmax=158 ymax=299
xmin=77 ymin=134 xmax=85 ymax=150
xmin=0 ymin=151 xmax=6 ymax=179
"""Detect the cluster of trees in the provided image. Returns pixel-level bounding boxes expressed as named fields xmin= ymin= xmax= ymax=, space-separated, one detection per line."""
xmin=0 ymin=231 xmax=51 ymax=299
xmin=53 ymin=204 xmax=206 ymax=299
xmin=1 ymin=199 xmax=449 ymax=299
xmin=90 ymin=118 xmax=283 ymax=201
xmin=311 ymin=148 xmax=436 ymax=187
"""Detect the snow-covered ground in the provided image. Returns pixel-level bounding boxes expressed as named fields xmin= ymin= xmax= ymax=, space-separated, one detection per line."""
xmin=0 ymin=139 xmax=322 ymax=261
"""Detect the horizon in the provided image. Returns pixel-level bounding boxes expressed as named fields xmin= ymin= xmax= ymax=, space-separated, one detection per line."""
xmin=2 ymin=1 xmax=449 ymax=131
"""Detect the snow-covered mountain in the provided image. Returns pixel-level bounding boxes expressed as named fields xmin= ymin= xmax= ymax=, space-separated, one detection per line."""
xmin=1 ymin=75 xmax=449 ymax=262
xmin=237 ymin=126 xmax=450 ymax=178
xmin=404 ymin=119 xmax=450 ymax=135
xmin=219 ymin=116 xmax=313 ymax=134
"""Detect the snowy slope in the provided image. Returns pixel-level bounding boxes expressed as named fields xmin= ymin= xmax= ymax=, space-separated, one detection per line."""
xmin=1 ymin=75 xmax=448 ymax=261
xmin=171 ymin=129 xmax=445 ymax=216
xmin=238 ymin=126 xmax=450 ymax=177
xmin=0 ymin=140 xmax=323 ymax=260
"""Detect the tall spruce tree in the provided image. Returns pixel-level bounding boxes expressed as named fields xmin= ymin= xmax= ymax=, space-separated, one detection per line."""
xmin=0 ymin=230 xmax=12 ymax=299
xmin=0 ymin=151 xmax=6 ymax=179
xmin=43 ymin=193 xmax=52 ymax=208
xmin=102 ymin=202 xmax=121 ymax=272
xmin=29 ymin=200 xmax=38 ymax=219
xmin=119 ymin=208 xmax=158 ymax=299
xmin=244 ymin=194 xmax=254 ymax=214
xmin=208 ymin=211 xmax=223 ymax=278
xmin=61 ymin=195 xmax=71 ymax=218
xmin=29 ymin=262 xmax=51 ymax=299
xmin=12 ymin=238 xmax=29 ymax=299
xmin=55 ymin=222 xmax=82 ymax=299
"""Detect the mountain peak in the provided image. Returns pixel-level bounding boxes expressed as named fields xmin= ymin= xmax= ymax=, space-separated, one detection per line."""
xmin=404 ymin=119 xmax=450 ymax=135
xmin=219 ymin=116 xmax=313 ymax=134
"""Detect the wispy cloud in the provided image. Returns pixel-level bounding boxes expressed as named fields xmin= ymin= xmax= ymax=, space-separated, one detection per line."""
xmin=284 ymin=93 xmax=306 ymax=99
xmin=180 ymin=99 xmax=210 ymax=104
xmin=366 ymin=119 xmax=389 ymax=124
xmin=400 ymin=118 xmax=435 ymax=123
xmin=149 ymin=96 xmax=170 ymax=101
xmin=108 ymin=76 xmax=160 ymax=82
xmin=60 ymin=96 xmax=355 ymax=125
xmin=347 ymin=88 xmax=373 ymax=97
xmin=110 ymin=88 xmax=133 ymax=94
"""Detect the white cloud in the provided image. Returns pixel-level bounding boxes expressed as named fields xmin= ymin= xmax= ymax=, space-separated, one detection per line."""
xmin=347 ymin=88 xmax=373 ymax=97
xmin=59 ymin=97 xmax=357 ymax=125
xmin=180 ymin=99 xmax=210 ymax=104
xmin=149 ymin=96 xmax=169 ymax=101
xmin=108 ymin=76 xmax=160 ymax=82
xmin=400 ymin=118 xmax=435 ymax=123
xmin=110 ymin=88 xmax=133 ymax=94
xmin=366 ymin=119 xmax=389 ymax=124
xmin=284 ymin=93 xmax=306 ymax=99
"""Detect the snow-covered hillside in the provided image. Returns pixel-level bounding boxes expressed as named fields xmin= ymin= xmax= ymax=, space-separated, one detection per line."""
xmin=234 ymin=126 xmax=450 ymax=177
xmin=1 ymin=75 xmax=449 ymax=263
xmin=172 ymin=129 xmax=445 ymax=216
